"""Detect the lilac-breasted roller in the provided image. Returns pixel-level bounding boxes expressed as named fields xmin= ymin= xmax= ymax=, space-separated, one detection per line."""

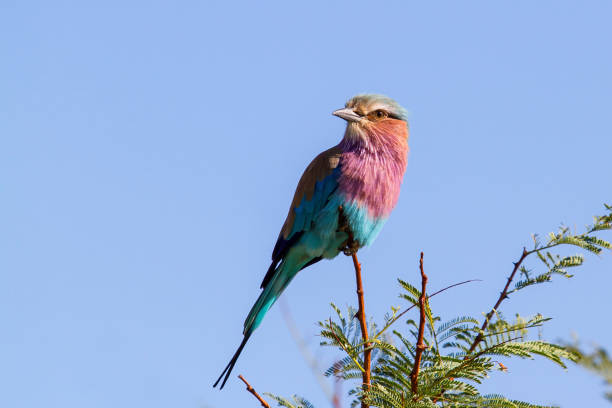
xmin=214 ymin=94 xmax=409 ymax=389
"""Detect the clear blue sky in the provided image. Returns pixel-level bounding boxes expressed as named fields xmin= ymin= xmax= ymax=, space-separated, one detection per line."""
xmin=1 ymin=1 xmax=611 ymax=407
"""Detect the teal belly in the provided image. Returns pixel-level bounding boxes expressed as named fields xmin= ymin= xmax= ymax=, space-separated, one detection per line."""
xmin=334 ymin=195 xmax=388 ymax=247
xmin=296 ymin=193 xmax=387 ymax=261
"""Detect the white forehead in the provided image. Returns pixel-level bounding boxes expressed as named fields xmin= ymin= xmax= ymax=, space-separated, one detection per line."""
xmin=346 ymin=94 xmax=408 ymax=120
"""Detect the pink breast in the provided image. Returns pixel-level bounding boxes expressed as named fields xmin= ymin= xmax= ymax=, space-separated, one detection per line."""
xmin=338 ymin=121 xmax=409 ymax=218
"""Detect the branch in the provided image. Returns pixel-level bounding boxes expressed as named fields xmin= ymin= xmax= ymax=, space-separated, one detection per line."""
xmin=238 ymin=374 xmax=270 ymax=408
xmin=374 ymin=279 xmax=479 ymax=340
xmin=352 ymin=251 xmax=371 ymax=408
xmin=338 ymin=205 xmax=371 ymax=408
xmin=467 ymin=247 xmax=529 ymax=355
xmin=434 ymin=248 xmax=532 ymax=402
xmin=409 ymin=252 xmax=428 ymax=395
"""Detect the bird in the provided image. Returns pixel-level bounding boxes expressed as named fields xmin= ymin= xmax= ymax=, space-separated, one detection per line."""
xmin=214 ymin=94 xmax=410 ymax=389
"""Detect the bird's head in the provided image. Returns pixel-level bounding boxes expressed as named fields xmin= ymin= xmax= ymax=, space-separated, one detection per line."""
xmin=333 ymin=94 xmax=408 ymax=144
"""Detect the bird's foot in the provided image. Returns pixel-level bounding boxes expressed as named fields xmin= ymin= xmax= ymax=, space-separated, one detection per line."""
xmin=340 ymin=239 xmax=360 ymax=256
xmin=337 ymin=206 xmax=359 ymax=256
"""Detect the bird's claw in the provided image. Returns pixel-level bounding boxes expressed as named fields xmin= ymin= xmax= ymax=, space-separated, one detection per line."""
xmin=340 ymin=239 xmax=360 ymax=256
xmin=337 ymin=206 xmax=360 ymax=255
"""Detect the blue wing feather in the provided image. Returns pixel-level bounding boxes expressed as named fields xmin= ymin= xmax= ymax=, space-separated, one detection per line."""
xmin=261 ymin=167 xmax=341 ymax=289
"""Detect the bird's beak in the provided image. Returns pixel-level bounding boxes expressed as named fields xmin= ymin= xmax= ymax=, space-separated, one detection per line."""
xmin=333 ymin=108 xmax=362 ymax=123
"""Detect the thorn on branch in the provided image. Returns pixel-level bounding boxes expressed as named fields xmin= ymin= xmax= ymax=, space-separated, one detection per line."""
xmin=238 ymin=374 xmax=270 ymax=408
xmin=466 ymin=247 xmax=530 ymax=355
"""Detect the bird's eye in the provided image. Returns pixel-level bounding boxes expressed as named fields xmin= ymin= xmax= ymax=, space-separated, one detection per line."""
xmin=368 ymin=110 xmax=389 ymax=121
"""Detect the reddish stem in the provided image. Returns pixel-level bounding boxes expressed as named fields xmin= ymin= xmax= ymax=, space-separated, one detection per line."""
xmin=466 ymin=248 xmax=529 ymax=355
xmin=352 ymin=251 xmax=371 ymax=408
xmin=238 ymin=374 xmax=270 ymax=408
xmin=410 ymin=252 xmax=428 ymax=395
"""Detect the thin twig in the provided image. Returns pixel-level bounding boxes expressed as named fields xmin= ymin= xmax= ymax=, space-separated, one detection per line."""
xmin=428 ymin=279 xmax=481 ymax=300
xmin=466 ymin=247 xmax=529 ymax=355
xmin=374 ymin=279 xmax=480 ymax=340
xmin=409 ymin=252 xmax=428 ymax=395
xmin=238 ymin=374 xmax=271 ymax=408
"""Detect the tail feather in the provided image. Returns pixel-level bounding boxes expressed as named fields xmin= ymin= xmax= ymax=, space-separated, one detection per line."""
xmin=244 ymin=259 xmax=300 ymax=334
xmin=213 ymin=332 xmax=251 ymax=389
xmin=214 ymin=256 xmax=307 ymax=389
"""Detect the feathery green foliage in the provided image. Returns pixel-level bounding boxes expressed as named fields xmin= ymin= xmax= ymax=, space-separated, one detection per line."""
xmin=565 ymin=343 xmax=612 ymax=402
xmin=264 ymin=394 xmax=316 ymax=408
xmin=264 ymin=205 xmax=611 ymax=407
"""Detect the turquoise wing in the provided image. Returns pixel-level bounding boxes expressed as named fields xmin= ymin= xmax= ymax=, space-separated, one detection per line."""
xmin=261 ymin=146 xmax=342 ymax=288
